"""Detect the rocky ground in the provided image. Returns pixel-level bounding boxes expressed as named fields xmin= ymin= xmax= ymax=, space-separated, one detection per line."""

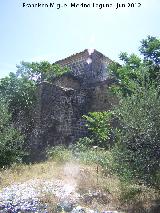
xmin=0 ymin=178 xmax=120 ymax=213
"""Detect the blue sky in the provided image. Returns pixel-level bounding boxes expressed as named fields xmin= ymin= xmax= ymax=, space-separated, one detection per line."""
xmin=0 ymin=0 xmax=159 ymax=78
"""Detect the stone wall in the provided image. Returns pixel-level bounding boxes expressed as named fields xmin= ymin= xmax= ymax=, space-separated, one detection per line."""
xmin=29 ymin=50 xmax=116 ymax=160
xmin=55 ymin=49 xmax=112 ymax=86
xmin=53 ymin=74 xmax=80 ymax=90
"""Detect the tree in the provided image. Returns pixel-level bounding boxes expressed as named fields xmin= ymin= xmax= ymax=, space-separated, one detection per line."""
xmin=0 ymin=61 xmax=69 ymax=132
xmin=109 ymin=53 xmax=144 ymax=95
xmin=139 ymin=35 xmax=160 ymax=66
xmin=83 ymin=111 xmax=113 ymax=147
xmin=82 ymin=36 xmax=160 ymax=186
xmin=108 ymin=36 xmax=160 ymax=186
xmin=0 ymin=72 xmax=36 ymax=127
xmin=16 ymin=61 xmax=69 ymax=83
xmin=0 ymin=61 xmax=70 ymax=164
xmin=112 ymin=82 xmax=160 ymax=185
xmin=109 ymin=36 xmax=160 ymax=95
xmin=0 ymin=97 xmax=25 ymax=167
xmin=139 ymin=36 xmax=160 ymax=84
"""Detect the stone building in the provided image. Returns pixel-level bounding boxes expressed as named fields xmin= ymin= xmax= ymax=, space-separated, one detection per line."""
xmin=30 ymin=49 xmax=116 ymax=160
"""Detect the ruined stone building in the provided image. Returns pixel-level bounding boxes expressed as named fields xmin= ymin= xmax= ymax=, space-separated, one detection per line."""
xmin=30 ymin=49 xmax=116 ymax=159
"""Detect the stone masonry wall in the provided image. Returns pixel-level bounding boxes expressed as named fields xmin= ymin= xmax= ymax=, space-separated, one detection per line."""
xmin=55 ymin=49 xmax=112 ymax=87
xmin=29 ymin=50 xmax=116 ymax=160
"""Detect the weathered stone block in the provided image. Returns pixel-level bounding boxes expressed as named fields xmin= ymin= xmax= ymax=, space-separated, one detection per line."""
xmin=29 ymin=49 xmax=117 ymax=160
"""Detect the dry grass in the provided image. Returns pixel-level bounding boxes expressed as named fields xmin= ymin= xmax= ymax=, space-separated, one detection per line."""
xmin=0 ymin=160 xmax=159 ymax=212
xmin=40 ymin=193 xmax=59 ymax=213
xmin=0 ymin=161 xmax=63 ymax=189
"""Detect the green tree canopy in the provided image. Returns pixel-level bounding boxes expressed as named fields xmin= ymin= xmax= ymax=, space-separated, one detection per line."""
xmin=0 ymin=61 xmax=69 ymax=117
xmin=16 ymin=61 xmax=69 ymax=83
xmin=0 ymin=72 xmax=36 ymax=117
xmin=139 ymin=35 xmax=160 ymax=66
xmin=0 ymin=97 xmax=25 ymax=167
xmin=109 ymin=36 xmax=160 ymax=95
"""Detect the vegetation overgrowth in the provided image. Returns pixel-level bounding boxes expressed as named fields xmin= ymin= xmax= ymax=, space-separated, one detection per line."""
xmin=0 ymin=36 xmax=159 ymax=211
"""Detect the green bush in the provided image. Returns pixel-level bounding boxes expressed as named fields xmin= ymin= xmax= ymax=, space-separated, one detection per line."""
xmin=46 ymin=142 xmax=114 ymax=173
xmin=113 ymin=84 xmax=160 ymax=186
xmin=47 ymin=145 xmax=73 ymax=163
xmin=108 ymin=36 xmax=160 ymax=187
xmin=0 ymin=98 xmax=25 ymax=167
xmin=72 ymin=137 xmax=94 ymax=152
xmin=83 ymin=112 xmax=113 ymax=148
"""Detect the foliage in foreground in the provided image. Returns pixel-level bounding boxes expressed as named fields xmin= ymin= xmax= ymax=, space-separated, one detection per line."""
xmin=109 ymin=35 xmax=160 ymax=95
xmin=0 ymin=157 xmax=159 ymax=212
xmin=0 ymin=62 xmax=69 ymax=119
xmin=109 ymin=36 xmax=160 ymax=187
xmin=0 ymin=61 xmax=69 ymax=167
xmin=112 ymin=84 xmax=160 ymax=185
xmin=47 ymin=143 xmax=113 ymax=172
xmin=0 ymin=98 xmax=25 ymax=167
xmin=83 ymin=84 xmax=160 ymax=186
xmin=83 ymin=112 xmax=113 ymax=148
xmin=82 ymin=36 xmax=160 ymax=187
xmin=16 ymin=61 xmax=69 ymax=83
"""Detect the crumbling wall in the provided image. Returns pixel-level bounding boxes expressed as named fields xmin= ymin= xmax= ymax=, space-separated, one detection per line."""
xmin=30 ymin=81 xmax=89 ymax=159
xmin=55 ymin=49 xmax=112 ymax=86
xmin=30 ymin=81 xmax=116 ymax=158
xmin=29 ymin=50 xmax=116 ymax=161
xmin=53 ymin=75 xmax=80 ymax=90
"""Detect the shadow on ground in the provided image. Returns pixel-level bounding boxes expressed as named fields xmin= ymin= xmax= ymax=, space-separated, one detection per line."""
xmin=126 ymin=199 xmax=160 ymax=213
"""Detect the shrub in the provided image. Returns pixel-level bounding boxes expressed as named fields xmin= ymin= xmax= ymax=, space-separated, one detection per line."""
xmin=72 ymin=137 xmax=94 ymax=152
xmin=47 ymin=145 xmax=73 ymax=163
xmin=113 ymin=84 xmax=160 ymax=186
xmin=83 ymin=112 xmax=113 ymax=148
xmin=0 ymin=98 xmax=25 ymax=167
